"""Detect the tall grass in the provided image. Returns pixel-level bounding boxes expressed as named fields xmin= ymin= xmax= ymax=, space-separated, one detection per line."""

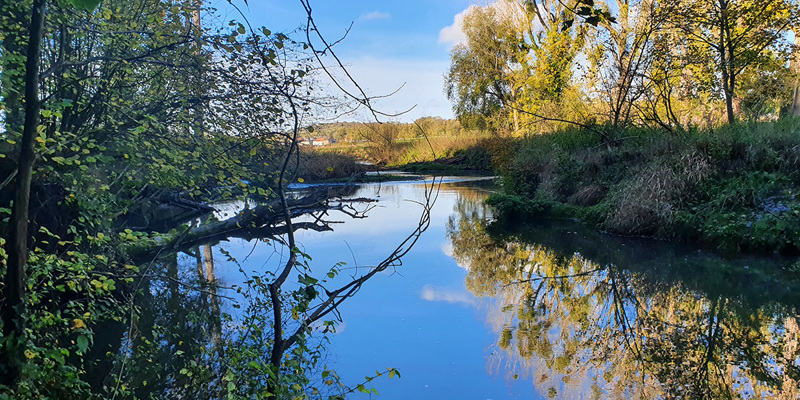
xmin=296 ymin=148 xmax=367 ymax=181
xmin=335 ymin=132 xmax=494 ymax=167
xmin=491 ymin=119 xmax=800 ymax=253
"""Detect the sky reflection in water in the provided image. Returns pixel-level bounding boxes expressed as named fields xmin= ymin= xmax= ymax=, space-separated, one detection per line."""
xmin=212 ymin=177 xmax=799 ymax=399
xmin=218 ymin=178 xmax=536 ymax=399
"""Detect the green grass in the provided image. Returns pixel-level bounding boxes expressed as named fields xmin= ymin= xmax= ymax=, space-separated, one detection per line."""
xmin=488 ymin=120 xmax=800 ymax=254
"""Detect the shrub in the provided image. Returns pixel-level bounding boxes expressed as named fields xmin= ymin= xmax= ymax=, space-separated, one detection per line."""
xmin=297 ymin=149 xmax=367 ymax=181
xmin=490 ymin=119 xmax=800 ymax=252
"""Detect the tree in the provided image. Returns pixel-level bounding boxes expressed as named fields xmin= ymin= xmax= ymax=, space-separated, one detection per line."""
xmin=583 ymin=0 xmax=666 ymax=129
xmin=445 ymin=0 xmax=600 ymax=136
xmin=445 ymin=3 xmax=524 ymax=133
xmin=1 ymin=0 xmax=48 ymax=385
xmin=667 ymin=0 xmax=798 ymax=123
xmin=0 ymin=0 xmax=434 ymax=396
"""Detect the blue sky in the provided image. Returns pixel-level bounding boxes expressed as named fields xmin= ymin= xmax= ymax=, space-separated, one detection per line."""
xmin=215 ymin=0 xmax=477 ymax=122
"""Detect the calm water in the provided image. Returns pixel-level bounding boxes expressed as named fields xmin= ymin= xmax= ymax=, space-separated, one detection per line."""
xmin=120 ymin=177 xmax=800 ymax=399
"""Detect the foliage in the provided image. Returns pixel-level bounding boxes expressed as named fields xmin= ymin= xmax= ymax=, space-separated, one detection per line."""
xmin=296 ymin=149 xmax=367 ymax=181
xmin=487 ymin=120 xmax=800 ymax=253
xmin=445 ymin=0 xmax=586 ymax=135
xmin=444 ymin=0 xmax=800 ymax=134
xmin=0 ymin=0 xmax=408 ymax=397
xmin=664 ymin=0 xmax=799 ymax=123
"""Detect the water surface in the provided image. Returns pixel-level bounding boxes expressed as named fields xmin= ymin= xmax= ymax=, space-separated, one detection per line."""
xmin=120 ymin=176 xmax=800 ymax=399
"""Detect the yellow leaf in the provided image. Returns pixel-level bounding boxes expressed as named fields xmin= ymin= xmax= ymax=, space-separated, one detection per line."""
xmin=72 ymin=318 xmax=86 ymax=330
xmin=297 ymin=178 xmax=305 ymax=183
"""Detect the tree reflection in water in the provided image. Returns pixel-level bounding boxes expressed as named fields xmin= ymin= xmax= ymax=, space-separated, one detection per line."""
xmin=104 ymin=246 xmax=226 ymax=399
xmin=447 ymin=196 xmax=800 ymax=399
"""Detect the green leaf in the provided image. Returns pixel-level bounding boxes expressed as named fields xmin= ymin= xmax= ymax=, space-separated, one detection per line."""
xmin=67 ymin=0 xmax=102 ymax=11
xmin=76 ymin=335 xmax=90 ymax=354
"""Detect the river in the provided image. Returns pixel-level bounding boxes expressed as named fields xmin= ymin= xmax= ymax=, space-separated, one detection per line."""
xmin=113 ymin=175 xmax=800 ymax=399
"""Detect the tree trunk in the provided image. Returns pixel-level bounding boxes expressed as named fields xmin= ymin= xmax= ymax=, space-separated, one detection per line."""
xmin=723 ymin=85 xmax=735 ymax=124
xmin=513 ymin=108 xmax=519 ymax=135
xmin=718 ymin=0 xmax=736 ymax=124
xmin=129 ymin=188 xmax=369 ymax=262
xmin=791 ymin=28 xmax=800 ymax=117
xmin=1 ymin=0 xmax=46 ymax=386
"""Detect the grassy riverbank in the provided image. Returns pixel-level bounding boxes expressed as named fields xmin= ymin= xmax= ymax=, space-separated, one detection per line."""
xmin=303 ymin=119 xmax=800 ymax=254
xmin=297 ymin=136 xmax=496 ymax=181
xmin=486 ymin=120 xmax=800 ymax=254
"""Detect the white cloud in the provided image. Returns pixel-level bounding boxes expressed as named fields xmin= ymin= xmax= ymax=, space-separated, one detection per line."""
xmin=421 ymin=285 xmax=473 ymax=305
xmin=358 ymin=11 xmax=391 ymax=22
xmin=441 ymin=241 xmax=454 ymax=257
xmin=438 ymin=6 xmax=473 ymax=46
xmin=438 ymin=1 xmax=536 ymax=47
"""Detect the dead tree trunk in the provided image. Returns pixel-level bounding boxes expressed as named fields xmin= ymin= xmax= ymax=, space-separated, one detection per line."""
xmin=130 ymin=187 xmax=371 ymax=262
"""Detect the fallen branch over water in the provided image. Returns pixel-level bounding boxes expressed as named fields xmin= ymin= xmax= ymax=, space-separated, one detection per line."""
xmin=131 ymin=186 xmax=377 ymax=262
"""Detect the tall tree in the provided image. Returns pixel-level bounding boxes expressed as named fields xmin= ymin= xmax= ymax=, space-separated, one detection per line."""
xmin=445 ymin=3 xmax=525 ymax=133
xmin=444 ymin=0 xmax=589 ymax=135
xmin=585 ymin=0 xmax=666 ymax=129
xmin=1 ymin=0 xmax=47 ymax=384
xmin=668 ymin=0 xmax=798 ymax=123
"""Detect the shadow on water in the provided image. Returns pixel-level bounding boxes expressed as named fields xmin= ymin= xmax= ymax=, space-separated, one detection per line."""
xmin=447 ymin=195 xmax=800 ymax=399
